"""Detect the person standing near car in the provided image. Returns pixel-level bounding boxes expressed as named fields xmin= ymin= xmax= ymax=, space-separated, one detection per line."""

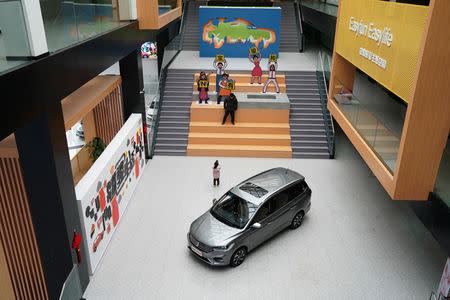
xmin=213 ymin=160 xmax=221 ymax=186
xmin=222 ymin=93 xmax=238 ymax=125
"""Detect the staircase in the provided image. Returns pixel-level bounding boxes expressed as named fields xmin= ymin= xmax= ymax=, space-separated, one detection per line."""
xmin=154 ymin=69 xmax=194 ymax=156
xmin=285 ymin=71 xmax=330 ymax=158
xmin=273 ymin=2 xmax=300 ymax=52
xmin=182 ymin=1 xmax=206 ymax=51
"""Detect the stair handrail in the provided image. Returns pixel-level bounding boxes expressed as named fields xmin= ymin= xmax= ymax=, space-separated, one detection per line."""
xmin=295 ymin=0 xmax=305 ymax=52
xmin=148 ymin=42 xmax=182 ymax=158
xmin=317 ymin=50 xmax=335 ymax=157
xmin=179 ymin=0 xmax=189 ymax=50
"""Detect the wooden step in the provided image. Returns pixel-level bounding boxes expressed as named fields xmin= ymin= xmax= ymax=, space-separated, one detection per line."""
xmin=190 ymin=101 xmax=289 ymax=123
xmin=188 ymin=132 xmax=291 ymax=146
xmin=187 ymin=144 xmax=292 ymax=158
xmin=189 ymin=121 xmax=290 ymax=134
xmin=193 ymin=82 xmax=286 ymax=93
xmin=194 ymin=73 xmax=286 ymax=84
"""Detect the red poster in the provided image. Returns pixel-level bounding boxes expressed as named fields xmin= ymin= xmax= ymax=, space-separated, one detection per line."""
xmin=112 ymin=196 xmax=119 ymax=227
xmin=135 ymin=156 xmax=140 ymax=178
xmin=99 ymin=187 xmax=106 ymax=212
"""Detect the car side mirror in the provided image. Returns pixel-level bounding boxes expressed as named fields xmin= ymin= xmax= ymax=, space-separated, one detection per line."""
xmin=251 ymin=222 xmax=261 ymax=229
xmin=212 ymin=198 xmax=218 ymax=205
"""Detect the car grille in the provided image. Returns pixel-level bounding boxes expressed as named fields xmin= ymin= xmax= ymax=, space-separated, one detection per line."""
xmin=189 ymin=234 xmax=213 ymax=253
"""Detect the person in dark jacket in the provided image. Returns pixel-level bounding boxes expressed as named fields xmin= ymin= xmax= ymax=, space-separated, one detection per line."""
xmin=222 ymin=93 xmax=238 ymax=125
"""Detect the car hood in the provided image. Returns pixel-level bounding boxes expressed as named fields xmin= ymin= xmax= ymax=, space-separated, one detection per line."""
xmin=190 ymin=211 xmax=242 ymax=247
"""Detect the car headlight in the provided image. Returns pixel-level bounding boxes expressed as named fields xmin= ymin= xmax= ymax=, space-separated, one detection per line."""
xmin=213 ymin=243 xmax=234 ymax=251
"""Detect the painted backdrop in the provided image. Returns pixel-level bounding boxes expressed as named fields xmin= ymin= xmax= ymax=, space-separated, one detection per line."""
xmin=199 ymin=6 xmax=280 ymax=58
xmin=75 ymin=114 xmax=146 ymax=275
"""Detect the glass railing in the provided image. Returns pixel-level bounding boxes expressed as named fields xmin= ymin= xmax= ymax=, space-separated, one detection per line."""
xmin=434 ymin=142 xmax=450 ymax=208
xmin=300 ymin=0 xmax=338 ymax=17
xmin=39 ymin=0 xmax=128 ymax=52
xmin=158 ymin=0 xmax=178 ymax=15
xmin=294 ymin=0 xmax=304 ymax=52
xmin=147 ymin=34 xmax=182 ymax=157
xmin=332 ymin=78 xmax=401 ymax=173
xmin=0 ymin=0 xmax=32 ymax=74
xmin=317 ymin=50 xmax=334 ymax=157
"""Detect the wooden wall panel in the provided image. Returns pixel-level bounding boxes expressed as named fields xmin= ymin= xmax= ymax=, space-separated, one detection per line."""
xmin=0 ymin=237 xmax=15 ymax=300
xmin=93 ymin=84 xmax=124 ymax=145
xmin=0 ymin=157 xmax=48 ymax=300
xmin=393 ymin=0 xmax=450 ymax=200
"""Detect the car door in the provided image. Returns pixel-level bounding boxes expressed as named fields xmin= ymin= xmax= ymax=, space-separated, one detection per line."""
xmin=247 ymin=200 xmax=277 ymax=250
xmin=268 ymin=189 xmax=291 ymax=233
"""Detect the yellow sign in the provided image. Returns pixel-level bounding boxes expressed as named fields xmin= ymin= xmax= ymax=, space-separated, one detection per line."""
xmin=227 ymin=81 xmax=235 ymax=90
xmin=215 ymin=54 xmax=225 ymax=62
xmin=335 ymin=0 xmax=428 ymax=102
xmin=249 ymin=47 xmax=259 ymax=55
xmin=269 ymin=54 xmax=277 ymax=62
xmin=199 ymin=80 xmax=208 ymax=88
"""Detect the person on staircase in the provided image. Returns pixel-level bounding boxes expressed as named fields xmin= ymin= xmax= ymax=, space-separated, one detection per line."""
xmin=213 ymin=58 xmax=228 ymax=98
xmin=197 ymin=71 xmax=210 ymax=104
xmin=217 ymin=73 xmax=231 ymax=105
xmin=262 ymin=62 xmax=279 ymax=93
xmin=248 ymin=53 xmax=262 ymax=84
xmin=222 ymin=93 xmax=238 ymax=125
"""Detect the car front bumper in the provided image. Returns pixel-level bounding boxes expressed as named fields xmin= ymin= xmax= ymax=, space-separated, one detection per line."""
xmin=187 ymin=233 xmax=233 ymax=266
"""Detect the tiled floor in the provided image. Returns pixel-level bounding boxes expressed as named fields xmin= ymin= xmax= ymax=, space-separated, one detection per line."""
xmin=83 ymin=132 xmax=447 ymax=300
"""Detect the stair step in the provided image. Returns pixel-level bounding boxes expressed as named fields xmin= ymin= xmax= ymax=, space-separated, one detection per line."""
xmin=157 ymin=131 xmax=189 ymax=139
xmin=187 ymin=144 xmax=292 ymax=158
xmin=189 ymin=121 xmax=290 ymax=134
xmin=292 ymin=152 xmax=330 ymax=159
xmin=188 ymin=132 xmax=291 ymax=146
xmin=154 ymin=149 xmax=186 ymax=156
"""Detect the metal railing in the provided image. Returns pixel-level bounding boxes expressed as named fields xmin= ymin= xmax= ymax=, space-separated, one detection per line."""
xmin=317 ymin=50 xmax=335 ymax=157
xmin=294 ymin=0 xmax=305 ymax=52
xmin=178 ymin=0 xmax=189 ymax=49
xmin=147 ymin=36 xmax=183 ymax=158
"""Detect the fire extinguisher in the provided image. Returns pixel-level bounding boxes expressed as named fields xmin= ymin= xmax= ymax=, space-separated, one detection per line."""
xmin=72 ymin=230 xmax=82 ymax=264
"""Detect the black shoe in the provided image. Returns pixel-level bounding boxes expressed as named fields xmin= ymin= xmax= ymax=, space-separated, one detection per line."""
xmin=222 ymin=122 xmax=225 ymax=125
xmin=232 ymin=122 xmax=235 ymax=125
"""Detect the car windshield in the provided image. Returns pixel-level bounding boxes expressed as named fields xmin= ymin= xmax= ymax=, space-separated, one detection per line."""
xmin=211 ymin=192 xmax=258 ymax=229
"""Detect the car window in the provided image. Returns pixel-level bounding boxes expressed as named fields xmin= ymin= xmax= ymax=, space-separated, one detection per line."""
xmin=287 ymin=181 xmax=307 ymax=201
xmin=272 ymin=190 xmax=289 ymax=211
xmin=252 ymin=201 xmax=270 ymax=223
xmin=211 ymin=192 xmax=258 ymax=229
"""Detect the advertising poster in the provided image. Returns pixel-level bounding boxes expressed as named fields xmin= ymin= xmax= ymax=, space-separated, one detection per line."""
xmin=199 ymin=6 xmax=280 ymax=58
xmin=334 ymin=0 xmax=428 ymax=102
xmin=75 ymin=114 xmax=146 ymax=274
xmin=141 ymin=41 xmax=157 ymax=59
xmin=438 ymin=258 xmax=450 ymax=298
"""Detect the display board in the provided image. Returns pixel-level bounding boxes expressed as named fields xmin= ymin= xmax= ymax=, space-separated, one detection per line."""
xmin=75 ymin=114 xmax=146 ymax=275
xmin=199 ymin=6 xmax=280 ymax=58
xmin=335 ymin=0 xmax=428 ymax=102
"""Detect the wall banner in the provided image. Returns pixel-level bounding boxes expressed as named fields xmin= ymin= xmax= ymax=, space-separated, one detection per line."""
xmin=335 ymin=0 xmax=428 ymax=102
xmin=199 ymin=6 xmax=281 ymax=58
xmin=75 ymin=114 xmax=146 ymax=275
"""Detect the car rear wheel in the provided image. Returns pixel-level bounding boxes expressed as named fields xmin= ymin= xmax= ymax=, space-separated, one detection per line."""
xmin=290 ymin=211 xmax=304 ymax=229
xmin=230 ymin=247 xmax=247 ymax=267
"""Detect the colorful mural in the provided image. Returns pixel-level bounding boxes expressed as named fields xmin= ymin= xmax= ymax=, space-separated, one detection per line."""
xmin=199 ymin=7 xmax=281 ymax=58
xmin=75 ymin=114 xmax=146 ymax=274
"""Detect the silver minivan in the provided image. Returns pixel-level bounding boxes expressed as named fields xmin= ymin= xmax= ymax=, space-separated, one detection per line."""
xmin=187 ymin=168 xmax=311 ymax=267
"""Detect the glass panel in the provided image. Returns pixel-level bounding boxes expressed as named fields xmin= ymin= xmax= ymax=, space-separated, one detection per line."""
xmin=158 ymin=0 xmax=177 ymax=16
xmin=332 ymin=78 xmax=401 ymax=173
xmin=40 ymin=0 xmax=126 ymax=52
xmin=0 ymin=0 xmax=31 ymax=74
xmin=434 ymin=139 xmax=450 ymax=208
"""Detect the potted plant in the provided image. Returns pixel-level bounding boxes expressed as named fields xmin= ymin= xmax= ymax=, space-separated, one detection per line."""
xmin=86 ymin=137 xmax=106 ymax=162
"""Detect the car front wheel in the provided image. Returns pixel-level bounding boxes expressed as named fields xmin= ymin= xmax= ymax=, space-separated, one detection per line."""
xmin=230 ymin=247 xmax=247 ymax=267
xmin=290 ymin=211 xmax=304 ymax=229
